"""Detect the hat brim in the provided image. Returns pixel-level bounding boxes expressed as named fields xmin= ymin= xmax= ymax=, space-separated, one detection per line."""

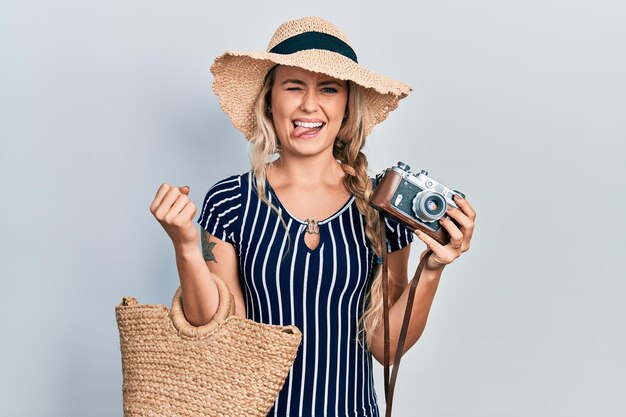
xmin=210 ymin=49 xmax=412 ymax=140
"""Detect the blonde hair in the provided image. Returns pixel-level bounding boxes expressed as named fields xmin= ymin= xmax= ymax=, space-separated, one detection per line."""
xmin=249 ymin=65 xmax=386 ymax=351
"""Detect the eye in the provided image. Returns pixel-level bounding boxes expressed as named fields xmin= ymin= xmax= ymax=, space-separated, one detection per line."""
xmin=322 ymin=87 xmax=338 ymax=93
xmin=286 ymin=87 xmax=302 ymax=91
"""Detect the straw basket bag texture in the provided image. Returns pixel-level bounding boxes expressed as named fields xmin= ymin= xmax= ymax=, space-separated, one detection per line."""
xmin=115 ymin=274 xmax=302 ymax=417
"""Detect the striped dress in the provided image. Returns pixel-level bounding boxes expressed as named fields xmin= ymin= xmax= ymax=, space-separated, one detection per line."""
xmin=196 ymin=171 xmax=414 ymax=417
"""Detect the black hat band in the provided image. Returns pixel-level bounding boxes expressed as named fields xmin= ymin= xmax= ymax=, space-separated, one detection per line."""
xmin=269 ymin=31 xmax=358 ymax=63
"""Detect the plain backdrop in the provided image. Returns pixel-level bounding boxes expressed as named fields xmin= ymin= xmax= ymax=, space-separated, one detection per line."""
xmin=1 ymin=1 xmax=625 ymax=416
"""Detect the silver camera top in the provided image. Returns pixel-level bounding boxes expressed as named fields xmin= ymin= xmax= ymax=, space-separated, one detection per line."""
xmin=390 ymin=161 xmax=463 ymax=210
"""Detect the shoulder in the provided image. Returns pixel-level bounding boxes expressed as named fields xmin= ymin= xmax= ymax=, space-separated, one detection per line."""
xmin=197 ymin=171 xmax=249 ymax=230
xmin=201 ymin=170 xmax=254 ymax=201
xmin=207 ymin=171 xmax=245 ymax=194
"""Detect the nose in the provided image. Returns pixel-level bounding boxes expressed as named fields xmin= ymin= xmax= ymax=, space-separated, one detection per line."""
xmin=300 ymin=89 xmax=318 ymax=113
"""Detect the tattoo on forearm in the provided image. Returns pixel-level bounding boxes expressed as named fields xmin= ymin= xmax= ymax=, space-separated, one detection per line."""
xmin=201 ymin=229 xmax=218 ymax=263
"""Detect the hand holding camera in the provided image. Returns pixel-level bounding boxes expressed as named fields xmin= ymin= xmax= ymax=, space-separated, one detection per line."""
xmin=370 ymin=161 xmax=476 ymax=269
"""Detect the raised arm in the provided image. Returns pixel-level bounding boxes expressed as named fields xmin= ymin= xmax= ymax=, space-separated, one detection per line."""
xmin=368 ymin=194 xmax=476 ymax=365
xmin=150 ymin=182 xmax=244 ymax=328
xmin=199 ymin=228 xmax=246 ymax=319
xmin=368 ymin=245 xmax=443 ymax=366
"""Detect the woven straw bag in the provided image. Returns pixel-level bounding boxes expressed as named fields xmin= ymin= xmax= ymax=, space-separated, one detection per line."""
xmin=115 ymin=274 xmax=302 ymax=417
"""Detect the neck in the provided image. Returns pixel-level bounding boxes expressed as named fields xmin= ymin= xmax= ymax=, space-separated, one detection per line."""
xmin=269 ymin=151 xmax=344 ymax=187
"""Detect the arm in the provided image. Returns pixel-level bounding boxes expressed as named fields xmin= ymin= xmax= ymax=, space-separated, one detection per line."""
xmin=199 ymin=228 xmax=246 ymax=319
xmin=175 ymin=228 xmax=246 ymax=326
xmin=368 ymin=246 xmax=444 ymax=366
xmin=369 ymin=194 xmax=477 ymax=365
xmin=174 ymin=239 xmax=221 ymax=327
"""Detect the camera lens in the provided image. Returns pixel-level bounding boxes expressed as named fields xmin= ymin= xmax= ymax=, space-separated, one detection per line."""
xmin=412 ymin=191 xmax=447 ymax=222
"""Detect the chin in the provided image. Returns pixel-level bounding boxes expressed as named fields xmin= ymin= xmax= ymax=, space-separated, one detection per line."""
xmin=284 ymin=138 xmax=335 ymax=157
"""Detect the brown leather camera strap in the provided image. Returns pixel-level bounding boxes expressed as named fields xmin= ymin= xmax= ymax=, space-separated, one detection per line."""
xmin=379 ymin=214 xmax=433 ymax=417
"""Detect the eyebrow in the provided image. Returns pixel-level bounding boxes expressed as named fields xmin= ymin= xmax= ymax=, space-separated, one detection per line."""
xmin=281 ymin=79 xmax=343 ymax=87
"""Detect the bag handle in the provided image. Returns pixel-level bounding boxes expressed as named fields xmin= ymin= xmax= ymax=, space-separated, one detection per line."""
xmin=379 ymin=214 xmax=433 ymax=417
xmin=170 ymin=273 xmax=236 ymax=339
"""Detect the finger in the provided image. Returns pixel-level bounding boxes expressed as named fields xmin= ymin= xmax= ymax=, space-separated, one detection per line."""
xmin=446 ymin=202 xmax=475 ymax=245
xmin=453 ymin=194 xmax=476 ymax=221
xmin=461 ymin=229 xmax=474 ymax=250
xmin=445 ymin=205 xmax=471 ymax=229
xmin=154 ymin=187 xmax=184 ymax=219
xmin=179 ymin=185 xmax=190 ymax=195
xmin=150 ymin=183 xmax=172 ymax=212
xmin=414 ymin=228 xmax=445 ymax=254
xmin=448 ymin=208 xmax=474 ymax=252
xmin=175 ymin=201 xmax=197 ymax=226
xmin=445 ymin=208 xmax=474 ymax=243
xmin=439 ymin=217 xmax=464 ymax=248
xmin=165 ymin=193 xmax=191 ymax=223
xmin=414 ymin=230 xmax=456 ymax=266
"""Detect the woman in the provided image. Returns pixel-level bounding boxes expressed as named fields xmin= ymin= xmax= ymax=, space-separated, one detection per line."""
xmin=150 ymin=16 xmax=476 ymax=417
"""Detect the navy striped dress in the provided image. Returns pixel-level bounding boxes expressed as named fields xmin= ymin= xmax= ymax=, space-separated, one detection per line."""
xmin=196 ymin=171 xmax=413 ymax=417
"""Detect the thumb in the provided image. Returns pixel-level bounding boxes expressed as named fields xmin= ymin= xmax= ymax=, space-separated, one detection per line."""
xmin=179 ymin=185 xmax=190 ymax=194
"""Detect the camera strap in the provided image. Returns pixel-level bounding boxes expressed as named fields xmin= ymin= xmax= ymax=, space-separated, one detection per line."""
xmin=379 ymin=214 xmax=433 ymax=417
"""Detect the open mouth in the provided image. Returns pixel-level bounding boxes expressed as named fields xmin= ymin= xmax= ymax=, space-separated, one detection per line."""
xmin=292 ymin=120 xmax=326 ymax=138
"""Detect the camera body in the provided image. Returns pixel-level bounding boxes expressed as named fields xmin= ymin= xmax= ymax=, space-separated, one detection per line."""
xmin=370 ymin=162 xmax=466 ymax=246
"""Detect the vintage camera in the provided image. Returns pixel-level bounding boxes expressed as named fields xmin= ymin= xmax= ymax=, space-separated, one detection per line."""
xmin=370 ymin=161 xmax=466 ymax=246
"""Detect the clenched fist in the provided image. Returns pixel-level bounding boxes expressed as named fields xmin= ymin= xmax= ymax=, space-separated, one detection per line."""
xmin=150 ymin=183 xmax=199 ymax=248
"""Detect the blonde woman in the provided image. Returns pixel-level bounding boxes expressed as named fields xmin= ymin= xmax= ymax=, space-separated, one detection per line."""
xmin=150 ymin=16 xmax=476 ymax=417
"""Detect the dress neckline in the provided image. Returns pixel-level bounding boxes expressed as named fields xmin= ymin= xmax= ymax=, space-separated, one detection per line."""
xmin=263 ymin=177 xmax=355 ymax=226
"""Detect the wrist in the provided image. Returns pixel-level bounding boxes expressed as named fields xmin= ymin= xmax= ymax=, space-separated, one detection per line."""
xmin=424 ymin=262 xmax=445 ymax=273
xmin=421 ymin=261 xmax=445 ymax=282
xmin=173 ymin=241 xmax=200 ymax=258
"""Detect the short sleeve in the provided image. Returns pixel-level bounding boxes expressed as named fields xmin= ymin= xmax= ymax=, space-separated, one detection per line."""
xmin=196 ymin=175 xmax=242 ymax=247
xmin=383 ymin=215 xmax=414 ymax=253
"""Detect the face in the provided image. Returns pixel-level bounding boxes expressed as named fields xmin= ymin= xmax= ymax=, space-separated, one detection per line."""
xmin=269 ymin=65 xmax=348 ymax=158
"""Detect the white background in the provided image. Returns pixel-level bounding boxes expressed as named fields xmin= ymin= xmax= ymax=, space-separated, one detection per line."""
xmin=1 ymin=1 xmax=624 ymax=416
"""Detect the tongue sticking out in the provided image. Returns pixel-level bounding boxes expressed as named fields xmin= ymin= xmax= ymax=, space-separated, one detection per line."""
xmin=293 ymin=124 xmax=323 ymax=138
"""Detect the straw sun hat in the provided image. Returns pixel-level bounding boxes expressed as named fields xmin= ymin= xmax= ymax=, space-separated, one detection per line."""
xmin=210 ymin=16 xmax=412 ymax=140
